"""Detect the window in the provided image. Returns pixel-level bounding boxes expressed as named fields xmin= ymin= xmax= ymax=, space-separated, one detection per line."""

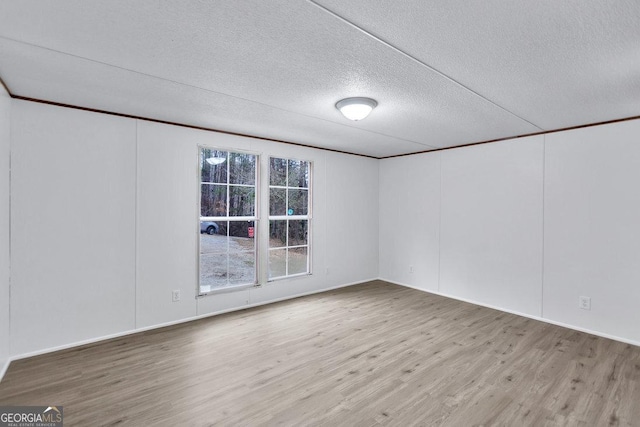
xmin=199 ymin=148 xmax=257 ymax=294
xmin=268 ymin=158 xmax=311 ymax=279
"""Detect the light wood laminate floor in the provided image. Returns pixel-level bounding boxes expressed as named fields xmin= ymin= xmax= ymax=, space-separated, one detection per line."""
xmin=1 ymin=281 xmax=639 ymax=426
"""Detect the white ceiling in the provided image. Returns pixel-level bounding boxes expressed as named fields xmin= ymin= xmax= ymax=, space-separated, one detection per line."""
xmin=0 ymin=1 xmax=638 ymax=158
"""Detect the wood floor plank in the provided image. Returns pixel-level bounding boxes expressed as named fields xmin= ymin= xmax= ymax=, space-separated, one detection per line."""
xmin=1 ymin=280 xmax=639 ymax=426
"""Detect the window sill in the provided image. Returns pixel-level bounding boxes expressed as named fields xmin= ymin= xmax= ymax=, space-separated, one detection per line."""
xmin=198 ymin=282 xmax=257 ymax=297
xmin=267 ymin=272 xmax=313 ymax=283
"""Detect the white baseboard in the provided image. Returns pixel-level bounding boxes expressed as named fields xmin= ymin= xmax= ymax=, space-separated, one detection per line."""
xmin=381 ymin=277 xmax=640 ymax=348
xmin=0 ymin=278 xmax=376 ymax=383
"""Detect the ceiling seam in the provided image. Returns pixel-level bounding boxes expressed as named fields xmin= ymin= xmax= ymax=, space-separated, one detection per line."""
xmin=307 ymin=0 xmax=545 ymax=132
xmin=0 ymin=35 xmax=438 ymax=151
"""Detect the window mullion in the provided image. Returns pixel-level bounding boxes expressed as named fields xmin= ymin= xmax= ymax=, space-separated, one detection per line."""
xmin=226 ymin=152 xmax=231 ymax=285
xmin=226 ymin=152 xmax=230 ymax=217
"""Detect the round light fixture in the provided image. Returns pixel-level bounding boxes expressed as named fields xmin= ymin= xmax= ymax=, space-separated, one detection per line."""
xmin=206 ymin=157 xmax=226 ymax=165
xmin=335 ymin=97 xmax=377 ymax=121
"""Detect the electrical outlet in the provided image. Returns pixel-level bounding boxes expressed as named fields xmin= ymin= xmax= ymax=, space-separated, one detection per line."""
xmin=579 ymin=296 xmax=591 ymax=310
xmin=172 ymin=290 xmax=181 ymax=302
xmin=326 ymin=267 xmax=330 ymax=275
xmin=409 ymin=265 xmax=414 ymax=273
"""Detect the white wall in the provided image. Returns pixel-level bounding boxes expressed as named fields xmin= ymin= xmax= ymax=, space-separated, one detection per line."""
xmin=8 ymin=100 xmax=379 ymax=358
xmin=11 ymin=101 xmax=137 ymax=355
xmin=439 ymin=136 xmax=544 ymax=316
xmin=379 ymin=152 xmax=440 ymax=291
xmin=0 ymin=84 xmax=10 ymax=371
xmin=135 ymin=120 xmax=203 ymax=328
xmin=544 ymin=121 xmax=640 ymax=343
xmin=379 ymin=122 xmax=640 ymax=345
xmin=325 ymin=151 xmax=379 ymax=286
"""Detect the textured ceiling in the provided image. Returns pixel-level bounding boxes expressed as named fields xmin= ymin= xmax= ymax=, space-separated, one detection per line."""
xmin=0 ymin=1 xmax=638 ymax=157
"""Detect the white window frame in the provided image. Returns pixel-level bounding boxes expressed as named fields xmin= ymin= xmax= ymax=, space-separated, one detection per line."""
xmin=268 ymin=157 xmax=312 ymax=281
xmin=197 ymin=146 xmax=260 ymax=296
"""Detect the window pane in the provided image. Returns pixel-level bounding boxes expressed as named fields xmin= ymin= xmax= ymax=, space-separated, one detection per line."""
xmin=228 ymin=221 xmax=255 ymax=252
xmin=288 ymin=160 xmax=309 ymax=188
xmin=229 ymin=152 xmax=256 ymax=185
xmin=200 ymin=220 xmax=228 ymax=254
xmin=199 ymin=148 xmax=257 ymax=293
xmin=269 ymin=188 xmax=286 ymax=216
xmin=267 ymin=157 xmax=311 ymax=281
xmin=269 ymin=220 xmax=287 ymax=248
xmin=288 ymin=247 xmax=308 ymax=275
xmin=270 ymin=157 xmax=287 ymax=186
xmin=229 ymin=251 xmax=256 ymax=285
xmin=288 ymin=220 xmax=308 ymax=246
xmin=201 ymin=184 xmax=227 ymax=216
xmin=201 ymin=149 xmax=228 ymax=184
xmin=269 ymin=249 xmax=287 ymax=278
xmin=200 ymin=253 xmax=228 ymax=291
xmin=229 ymin=186 xmax=255 ymax=216
xmin=288 ymin=189 xmax=308 ymax=215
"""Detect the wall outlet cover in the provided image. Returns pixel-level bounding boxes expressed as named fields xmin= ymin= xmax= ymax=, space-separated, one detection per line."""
xmin=579 ymin=296 xmax=591 ymax=310
xmin=172 ymin=290 xmax=181 ymax=302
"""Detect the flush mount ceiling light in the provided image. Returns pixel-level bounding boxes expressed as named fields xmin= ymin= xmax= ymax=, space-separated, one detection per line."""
xmin=335 ymin=97 xmax=377 ymax=121
xmin=206 ymin=157 xmax=226 ymax=165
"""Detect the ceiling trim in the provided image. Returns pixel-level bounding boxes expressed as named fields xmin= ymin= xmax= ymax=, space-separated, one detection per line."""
xmin=8 ymin=93 xmax=378 ymax=159
xmin=308 ymin=0 xmax=544 ymax=132
xmin=4 ymin=76 xmax=639 ymax=160
xmin=380 ymin=113 xmax=640 ymax=159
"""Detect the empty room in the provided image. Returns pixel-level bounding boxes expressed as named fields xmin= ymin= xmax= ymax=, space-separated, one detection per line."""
xmin=1 ymin=1 xmax=639 ymax=426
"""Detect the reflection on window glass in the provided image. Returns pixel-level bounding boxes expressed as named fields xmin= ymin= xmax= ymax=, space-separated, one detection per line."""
xmin=288 ymin=159 xmax=309 ymax=188
xmin=288 ymin=220 xmax=308 ymax=246
xmin=268 ymin=157 xmax=311 ymax=280
xmin=288 ymin=247 xmax=308 ymax=275
xmin=229 ymin=251 xmax=256 ymax=285
xmin=201 ymin=149 xmax=228 ymax=184
xmin=228 ymin=221 xmax=256 ymax=249
xmin=199 ymin=147 xmax=257 ymax=294
xmin=270 ymin=188 xmax=286 ymax=216
xmin=230 ymin=152 xmax=256 ymax=185
xmin=270 ymin=157 xmax=287 ymax=186
xmin=229 ymin=186 xmax=255 ymax=217
xmin=201 ymin=184 xmax=227 ymax=217
xmin=269 ymin=249 xmax=287 ymax=279
xmin=269 ymin=220 xmax=287 ymax=248
xmin=200 ymin=253 xmax=228 ymax=289
xmin=200 ymin=220 xmax=228 ymax=252
xmin=288 ymin=189 xmax=308 ymax=216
